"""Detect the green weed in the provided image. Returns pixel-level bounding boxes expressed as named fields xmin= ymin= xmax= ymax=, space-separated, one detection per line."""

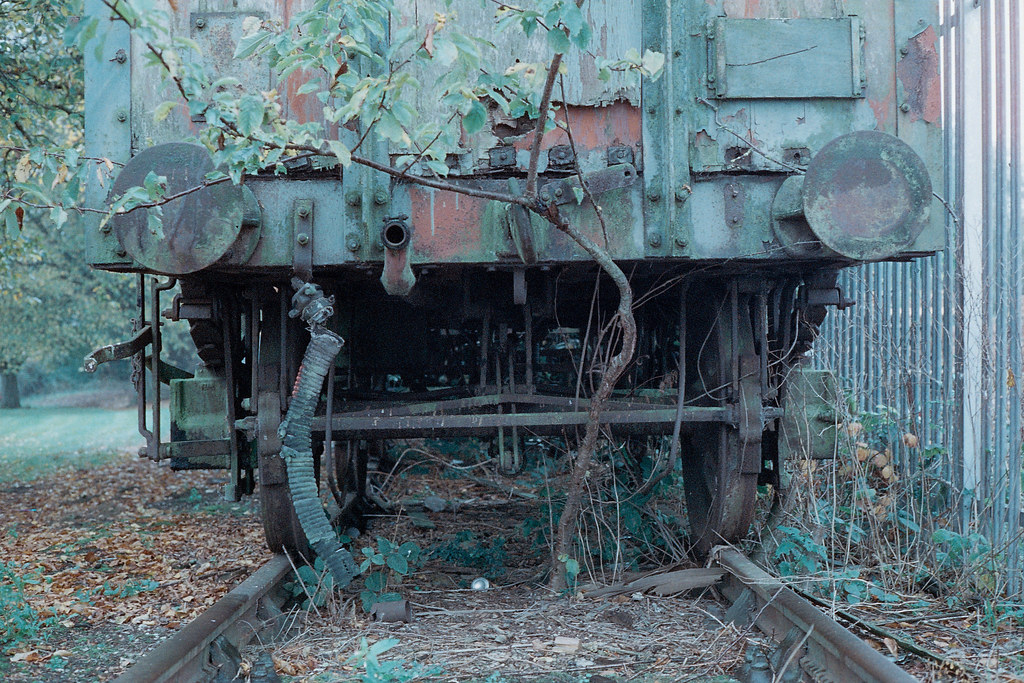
xmin=0 ymin=562 xmax=55 ymax=650
xmin=345 ymin=637 xmax=441 ymax=682
xmin=285 ymin=557 xmax=338 ymax=611
xmin=358 ymin=537 xmax=423 ymax=612
xmin=429 ymin=530 xmax=507 ymax=580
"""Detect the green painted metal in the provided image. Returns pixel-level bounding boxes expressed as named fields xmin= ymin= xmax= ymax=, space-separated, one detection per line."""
xmin=85 ymin=0 xmax=946 ymax=271
xmin=711 ymin=18 xmax=864 ymax=99
xmin=83 ymin=0 xmax=132 ymax=268
xmin=778 ymin=368 xmax=841 ymax=461
xmin=170 ymin=371 xmax=230 ymax=445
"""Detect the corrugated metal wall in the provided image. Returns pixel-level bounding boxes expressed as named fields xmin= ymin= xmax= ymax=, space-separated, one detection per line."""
xmin=816 ymin=0 xmax=1023 ymax=597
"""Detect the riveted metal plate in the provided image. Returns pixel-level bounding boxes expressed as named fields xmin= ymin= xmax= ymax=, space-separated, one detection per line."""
xmin=547 ymin=145 xmax=575 ymax=169
xmin=724 ymin=182 xmax=744 ymax=229
xmin=539 ymin=164 xmax=638 ymax=206
xmin=606 ymin=146 xmax=634 ymax=166
xmin=292 ymin=199 xmax=314 ymax=281
xmin=489 ymin=146 xmax=516 ymax=168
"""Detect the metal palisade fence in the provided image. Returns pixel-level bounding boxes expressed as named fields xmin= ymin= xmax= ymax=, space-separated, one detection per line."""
xmin=815 ymin=0 xmax=1023 ymax=598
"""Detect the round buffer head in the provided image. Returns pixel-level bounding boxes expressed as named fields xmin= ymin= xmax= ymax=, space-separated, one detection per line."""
xmin=802 ymin=130 xmax=932 ymax=261
xmin=110 ymin=143 xmax=250 ymax=274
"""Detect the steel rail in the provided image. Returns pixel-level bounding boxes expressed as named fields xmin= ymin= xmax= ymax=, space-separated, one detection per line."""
xmin=714 ymin=547 xmax=918 ymax=683
xmin=112 ymin=554 xmax=293 ymax=683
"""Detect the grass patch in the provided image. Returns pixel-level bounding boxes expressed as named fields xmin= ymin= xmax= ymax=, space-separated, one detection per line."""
xmin=0 ymin=406 xmax=148 ymax=482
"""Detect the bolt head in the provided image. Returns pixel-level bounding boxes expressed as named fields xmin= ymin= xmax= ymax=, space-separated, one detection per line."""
xmin=730 ymin=216 xmax=740 ymax=225
xmin=99 ymin=223 xmax=111 ymax=234
xmin=554 ymin=187 xmax=564 ymax=197
xmin=116 ymin=111 xmax=127 ymax=122
xmin=346 ymin=192 xmax=361 ymax=207
xmin=900 ymin=46 xmax=909 ymax=56
xmin=648 ymin=233 xmax=663 ymax=248
xmin=297 ymin=233 xmax=310 ymax=245
xmin=346 ymin=237 xmax=361 ymax=252
xmin=674 ymin=235 xmax=687 ymax=248
xmin=297 ymin=207 xmax=310 ymax=218
xmin=374 ymin=190 xmax=389 ymax=205
xmin=195 ymin=17 xmax=206 ymax=28
xmin=647 ymin=190 xmax=661 ymax=202
xmin=900 ymin=103 xmax=911 ymax=113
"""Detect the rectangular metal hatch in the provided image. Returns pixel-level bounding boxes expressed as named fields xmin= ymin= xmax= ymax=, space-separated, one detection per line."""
xmin=710 ymin=17 xmax=864 ymax=99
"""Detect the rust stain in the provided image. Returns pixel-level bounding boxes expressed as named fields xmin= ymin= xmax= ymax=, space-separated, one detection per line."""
xmin=868 ymin=94 xmax=895 ymax=131
xmin=408 ymin=187 xmax=484 ymax=261
xmin=512 ymin=102 xmax=641 ymax=153
xmin=896 ymin=26 xmax=941 ymax=124
xmin=721 ymin=107 xmax=748 ymax=125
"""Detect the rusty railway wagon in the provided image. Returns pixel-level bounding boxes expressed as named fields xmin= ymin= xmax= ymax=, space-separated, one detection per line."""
xmin=82 ymin=0 xmax=944 ymax=565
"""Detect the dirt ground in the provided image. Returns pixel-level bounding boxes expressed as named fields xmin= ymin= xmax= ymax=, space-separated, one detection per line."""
xmin=0 ymin=443 xmax=1021 ymax=682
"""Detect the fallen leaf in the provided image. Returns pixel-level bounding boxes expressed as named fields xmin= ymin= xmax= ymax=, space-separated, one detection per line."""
xmin=883 ymin=638 xmax=898 ymax=656
xmin=553 ymin=636 xmax=580 ymax=654
xmin=273 ymin=655 xmax=298 ymax=676
xmin=11 ymin=650 xmax=41 ymax=663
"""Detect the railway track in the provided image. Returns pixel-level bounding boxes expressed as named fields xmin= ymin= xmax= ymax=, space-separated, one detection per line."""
xmin=112 ymin=555 xmax=293 ymax=683
xmin=114 ymin=550 xmax=918 ymax=682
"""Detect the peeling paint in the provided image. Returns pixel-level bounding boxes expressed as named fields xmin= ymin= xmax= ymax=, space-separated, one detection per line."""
xmin=868 ymin=95 xmax=895 ymax=131
xmin=407 ymin=187 xmax=484 ymax=260
xmin=896 ymin=26 xmax=941 ymax=124
xmin=511 ymin=102 xmax=642 ymax=154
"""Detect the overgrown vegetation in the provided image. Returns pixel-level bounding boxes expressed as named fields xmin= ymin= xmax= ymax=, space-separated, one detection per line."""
xmin=0 ymin=563 xmax=53 ymax=651
xmin=770 ymin=401 xmax=1024 ymax=624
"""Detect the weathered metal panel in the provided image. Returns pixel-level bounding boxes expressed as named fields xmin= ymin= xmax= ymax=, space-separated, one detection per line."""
xmin=691 ymin=1 xmax=895 ymax=177
xmin=393 ymin=0 xmax=642 ymax=107
xmin=712 ymin=18 xmax=863 ymax=99
xmin=390 ymin=0 xmax=643 ymax=172
xmin=895 ymin=0 xmax=945 ymax=253
xmin=83 ymin=0 xmax=133 ymax=267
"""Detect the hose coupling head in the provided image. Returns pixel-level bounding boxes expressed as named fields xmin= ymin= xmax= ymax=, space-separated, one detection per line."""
xmin=289 ymin=278 xmax=335 ymax=326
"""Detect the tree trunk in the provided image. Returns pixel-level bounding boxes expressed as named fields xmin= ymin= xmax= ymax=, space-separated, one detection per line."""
xmin=1 ymin=372 xmax=21 ymax=409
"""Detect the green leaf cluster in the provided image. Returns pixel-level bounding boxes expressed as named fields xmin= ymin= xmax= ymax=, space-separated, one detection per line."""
xmin=345 ymin=637 xmax=441 ymax=682
xmin=0 ymin=561 xmax=55 ymax=650
xmin=429 ymin=530 xmax=508 ymax=580
xmin=359 ymin=537 xmax=422 ymax=612
xmin=284 ymin=556 xmax=338 ymax=610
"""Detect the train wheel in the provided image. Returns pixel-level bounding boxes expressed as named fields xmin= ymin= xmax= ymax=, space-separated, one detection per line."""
xmin=326 ymin=439 xmax=372 ymax=528
xmin=681 ymin=291 xmax=761 ymax=556
xmin=255 ymin=296 xmax=314 ymax=559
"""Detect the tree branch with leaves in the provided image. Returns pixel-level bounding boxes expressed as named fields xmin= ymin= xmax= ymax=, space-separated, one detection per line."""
xmin=17 ymin=0 xmax=664 ymax=585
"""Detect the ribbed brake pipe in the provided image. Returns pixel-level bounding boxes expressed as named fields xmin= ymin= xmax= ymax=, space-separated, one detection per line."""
xmin=280 ymin=327 xmax=357 ymax=588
